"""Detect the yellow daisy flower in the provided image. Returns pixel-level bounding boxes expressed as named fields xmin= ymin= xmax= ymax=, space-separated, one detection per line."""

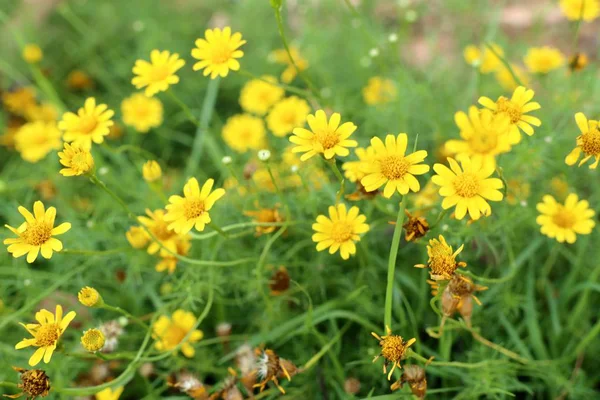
xmin=266 ymin=96 xmax=311 ymax=137
xmin=478 ymin=86 xmax=542 ymax=144
xmin=445 ymin=107 xmax=511 ymax=170
xmin=4 ymin=201 xmax=71 ymax=263
xmin=431 ymin=156 xmax=504 ymax=220
xmin=14 ymin=122 xmax=61 ymax=163
xmin=152 ymin=309 xmax=203 ymax=357
xmin=415 ymin=235 xmax=467 ymax=280
xmin=524 ymin=46 xmax=565 ymax=74
xmin=15 ymin=305 xmax=76 ymax=366
xmin=78 ymin=286 xmax=103 ymax=307
xmin=121 ymin=93 xmax=163 ymax=133
xmin=95 ymin=386 xmax=124 ymax=400
xmin=222 ymin=114 xmax=266 ymax=153
xmin=58 ymin=142 xmax=95 ymax=176
xmin=560 ymin=0 xmax=600 ymax=21
xmin=239 ymin=75 xmax=284 ymax=116
xmin=494 ymin=64 xmax=530 ymax=91
xmin=371 ymin=327 xmax=416 ymax=380
xmin=22 ymin=44 xmax=43 ymax=64
xmin=58 ymin=97 xmax=114 ymax=149
xmin=312 ymin=204 xmax=369 ymax=260
xmin=360 ymin=133 xmax=430 ymax=198
xmin=362 ymin=76 xmax=397 ymax=105
xmin=81 ymin=328 xmax=105 ymax=352
xmin=164 ymin=178 xmax=226 ymax=234
xmin=132 ymin=50 xmax=185 ymax=96
xmin=2 ymin=86 xmax=37 ymax=116
xmin=290 ymin=110 xmax=358 ymax=161
xmin=270 ymin=47 xmax=309 ymax=83
xmin=565 ymin=112 xmax=600 ymax=169
xmin=536 ymin=193 xmax=595 ymax=243
xmin=342 ymin=146 xmax=375 ymax=183
xmin=137 ymin=209 xmax=183 ymax=256
xmin=191 ymin=27 xmax=246 ymax=79
xmin=463 ymin=43 xmax=504 ymax=73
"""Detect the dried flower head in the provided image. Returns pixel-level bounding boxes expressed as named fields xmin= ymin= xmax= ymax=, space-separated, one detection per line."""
xmin=344 ymin=377 xmax=361 ymax=395
xmin=371 ymin=327 xmax=416 ymax=380
xmin=5 ymin=366 xmax=51 ymax=399
xmin=429 ymin=274 xmax=488 ymax=327
xmin=391 ymin=364 xmax=427 ymax=398
xmin=78 ymin=286 xmax=103 ymax=307
xmin=269 ymin=266 xmax=290 ymax=296
xmin=99 ymin=320 xmax=124 ymax=353
xmin=254 ymin=349 xmax=298 ymax=394
xmin=81 ymin=328 xmax=105 ymax=352
xmin=569 ymin=53 xmax=588 ymax=72
xmin=169 ymin=371 xmax=207 ymax=400
xmin=401 ymin=210 xmax=429 ymax=241
xmin=415 ymin=235 xmax=467 ymax=280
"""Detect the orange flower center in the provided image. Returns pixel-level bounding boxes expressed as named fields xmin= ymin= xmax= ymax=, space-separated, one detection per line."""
xmin=581 ymin=128 xmax=600 ymax=155
xmin=380 ymin=335 xmax=408 ymax=362
xmin=184 ymin=199 xmax=206 ymax=220
xmin=330 ymin=221 xmax=353 ymax=243
xmin=79 ymin=115 xmax=98 ymax=134
xmin=315 ymin=129 xmax=340 ymax=151
xmin=151 ymin=220 xmax=176 ymax=241
xmin=428 ymin=242 xmax=458 ymax=277
xmin=552 ymin=207 xmax=575 ymax=229
xmin=470 ymin=131 xmax=499 ymax=154
xmin=379 ymin=155 xmax=410 ymax=180
xmin=22 ymin=222 xmax=52 ymax=246
xmin=35 ymin=323 xmax=60 ymax=347
xmin=495 ymin=97 xmax=521 ymax=124
xmin=70 ymin=151 xmax=92 ymax=173
xmin=453 ymin=173 xmax=480 ymax=198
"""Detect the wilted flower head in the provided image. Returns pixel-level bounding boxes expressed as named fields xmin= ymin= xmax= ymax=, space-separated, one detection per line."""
xmin=371 ymin=327 xmax=416 ymax=380
xmin=415 ymin=235 xmax=467 ymax=280
xmin=254 ymin=349 xmax=298 ymax=394
xmin=391 ymin=364 xmax=427 ymax=398
xmin=6 ymin=366 xmax=51 ymax=400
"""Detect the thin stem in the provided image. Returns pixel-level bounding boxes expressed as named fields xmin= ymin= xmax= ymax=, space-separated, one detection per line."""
xmin=328 ymin=159 xmax=345 ymax=203
xmin=62 ymin=247 xmax=132 ymax=256
xmin=166 ymin=90 xmax=200 ymax=126
xmin=485 ymin=42 xmax=523 ymax=87
xmin=90 ymin=175 xmax=133 ymax=218
xmin=100 ymin=304 xmax=149 ymax=330
xmin=302 ymin=322 xmax=351 ymax=371
xmin=190 ymin=221 xmax=294 ymax=240
xmin=266 ymin=162 xmax=292 ymax=219
xmin=208 ymin=222 xmax=229 ymax=239
xmin=384 ymin=196 xmax=407 ymax=330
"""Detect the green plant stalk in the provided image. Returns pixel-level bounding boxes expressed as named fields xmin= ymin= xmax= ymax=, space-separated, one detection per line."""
xmin=166 ymin=89 xmax=200 ymax=126
xmin=101 ymin=304 xmax=148 ymax=330
xmin=383 ymin=196 xmax=407 ymax=330
xmin=302 ymin=322 xmax=351 ymax=371
xmin=485 ymin=42 xmax=523 ymax=87
xmin=328 ymin=159 xmax=345 ymax=203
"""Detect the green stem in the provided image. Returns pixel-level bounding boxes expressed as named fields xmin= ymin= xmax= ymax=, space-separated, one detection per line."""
xmin=189 ymin=221 xmax=294 ymax=240
xmin=90 ymin=175 xmax=134 ymax=218
xmin=166 ymin=89 xmax=200 ymax=126
xmin=62 ymin=247 xmax=132 ymax=256
xmin=208 ymin=222 xmax=229 ymax=239
xmin=485 ymin=42 xmax=523 ymax=87
xmin=328 ymin=159 xmax=345 ymax=203
xmin=266 ymin=162 xmax=292 ymax=219
xmin=100 ymin=304 xmax=148 ymax=330
xmin=384 ymin=197 xmax=407 ymax=330
xmin=301 ymin=322 xmax=351 ymax=371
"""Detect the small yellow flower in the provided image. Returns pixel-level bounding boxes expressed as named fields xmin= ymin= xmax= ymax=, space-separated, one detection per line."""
xmin=6 ymin=366 xmax=51 ymax=400
xmin=26 ymin=102 xmax=59 ymax=123
xmin=22 ymin=44 xmax=43 ymax=64
xmin=137 ymin=209 xmax=183 ymax=255
xmin=415 ymin=235 xmax=467 ymax=280
xmin=431 ymin=156 xmax=504 ymax=220
xmin=463 ymin=43 xmax=504 ymax=73
xmin=125 ymin=226 xmax=150 ymax=249
xmin=524 ymin=46 xmax=565 ymax=74
xmin=565 ymin=112 xmax=600 ymax=169
xmin=362 ymin=77 xmax=397 ymax=105
xmin=121 ymin=93 xmax=163 ymax=133
xmin=142 ymin=160 xmax=162 ymax=183
xmin=66 ymin=69 xmax=95 ymax=90
xmin=536 ymin=193 xmax=595 ymax=243
xmin=58 ymin=97 xmax=114 ymax=149
xmin=290 ymin=110 xmax=358 ymax=161
xmin=222 ymin=114 xmax=266 ymax=153
xmin=95 ymin=386 xmax=124 ymax=400
xmin=152 ymin=310 xmax=203 ymax=357
xmin=2 ymin=86 xmax=37 ymax=116
xmin=78 ymin=286 xmax=103 ymax=307
xmin=267 ymin=96 xmax=311 ymax=137
xmin=14 ymin=122 xmax=61 ymax=163
xmin=244 ymin=206 xmax=284 ymax=236
xmin=312 ymin=204 xmax=369 ymax=260
xmin=270 ymin=47 xmax=309 ymax=83
xmin=360 ymin=133 xmax=430 ymax=198
xmin=342 ymin=147 xmax=375 ymax=183
xmin=4 ymin=201 xmax=71 ymax=263
xmin=164 ymin=178 xmax=226 ymax=234
xmin=132 ymin=50 xmax=185 ymax=96
xmin=494 ymin=64 xmax=530 ymax=91
xmin=371 ymin=327 xmax=416 ymax=380
xmin=81 ymin=328 xmax=105 ymax=352
xmin=191 ymin=27 xmax=246 ymax=79
xmin=446 ymin=107 xmax=511 ymax=170
xmin=478 ymin=86 xmax=542 ymax=144
xmin=239 ymin=75 xmax=284 ymax=116
xmin=15 ymin=305 xmax=76 ymax=366
xmin=560 ymin=0 xmax=600 ymax=21
xmin=58 ymin=143 xmax=95 ymax=176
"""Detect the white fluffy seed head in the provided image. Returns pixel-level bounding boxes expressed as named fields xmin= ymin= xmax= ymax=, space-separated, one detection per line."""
xmin=258 ymin=149 xmax=271 ymax=161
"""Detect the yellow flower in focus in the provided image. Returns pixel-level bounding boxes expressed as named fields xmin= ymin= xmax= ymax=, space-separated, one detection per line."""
xmin=132 ymin=50 xmax=185 ymax=96
xmin=537 ymin=194 xmax=595 ymax=243
xmin=239 ymin=76 xmax=284 ymax=116
xmin=371 ymin=327 xmax=416 ymax=380
xmin=362 ymin=77 xmax=397 ymax=105
xmin=446 ymin=107 xmax=511 ymax=170
xmin=152 ymin=310 xmax=203 ymax=357
xmin=270 ymin=47 xmax=309 ymax=83
xmin=138 ymin=209 xmax=182 ymax=255
xmin=4 ymin=201 xmax=71 ymax=263
xmin=15 ymin=305 xmax=76 ymax=366
xmin=121 ymin=93 xmax=163 ymax=133
xmin=58 ymin=97 xmax=114 ymax=149
xmin=222 ymin=114 xmax=266 ymax=153
xmin=78 ymin=286 xmax=102 ymax=307
xmin=342 ymin=146 xmax=375 ymax=183
xmin=164 ymin=178 xmax=226 ymax=234
xmin=478 ymin=86 xmax=542 ymax=144
xmin=26 ymin=102 xmax=59 ymax=123
xmin=360 ymin=133 xmax=430 ymax=198
xmin=463 ymin=43 xmax=504 ymax=73
xmin=2 ymin=87 xmax=37 ymax=116
xmin=524 ymin=46 xmax=565 ymax=74
xmin=95 ymin=386 xmax=124 ymax=400
xmin=142 ymin=160 xmax=162 ymax=183
xmin=191 ymin=27 xmax=246 ymax=79
xmin=22 ymin=44 xmax=43 ymax=64
xmin=14 ymin=122 xmax=61 ymax=163
xmin=267 ymin=96 xmax=311 ymax=137
xmin=565 ymin=112 xmax=600 ymax=168
xmin=125 ymin=226 xmax=150 ymax=249
xmin=431 ymin=157 xmax=504 ymax=220
xmin=67 ymin=69 xmax=95 ymax=90
xmin=415 ymin=235 xmax=467 ymax=280
xmin=58 ymin=143 xmax=95 ymax=176
xmin=81 ymin=328 xmax=105 ymax=352
xmin=495 ymin=64 xmax=530 ymax=91
xmin=560 ymin=0 xmax=600 ymax=21
xmin=312 ymin=204 xmax=369 ymax=260
xmin=290 ymin=110 xmax=357 ymax=161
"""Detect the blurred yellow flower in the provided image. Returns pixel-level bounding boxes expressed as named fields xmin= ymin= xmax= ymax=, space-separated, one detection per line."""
xmin=58 ymin=143 xmax=95 ymax=176
xmin=267 ymin=96 xmax=310 ymax=137
xmin=342 ymin=146 xmax=375 ymax=183
xmin=415 ymin=235 xmax=467 ymax=280
xmin=568 ymin=52 xmax=589 ymax=72
xmin=152 ymin=310 xmax=203 ymax=357
xmin=290 ymin=110 xmax=357 ymax=161
xmin=463 ymin=43 xmax=504 ymax=73
xmin=4 ymin=201 xmax=71 ymax=263
xmin=524 ymin=46 xmax=565 ymax=74
xmin=22 ymin=44 xmax=43 ymax=64
xmin=121 ymin=93 xmax=163 ymax=133
xmin=495 ymin=64 xmax=530 ymax=91
xmin=58 ymin=97 xmax=114 ymax=149
xmin=81 ymin=328 xmax=105 ymax=352
xmin=15 ymin=305 xmax=76 ymax=366
xmin=222 ymin=114 xmax=266 ymax=153
xmin=26 ymin=102 xmax=59 ymax=123
xmin=361 ymin=133 xmax=429 ymax=198
xmin=14 ymin=122 xmax=61 ymax=163
xmin=78 ymin=286 xmax=102 ymax=307
xmin=431 ymin=156 xmax=503 ymax=220
xmin=270 ymin=47 xmax=309 ymax=83
xmin=191 ymin=27 xmax=246 ymax=79
xmin=239 ymin=75 xmax=284 ymax=116
xmin=565 ymin=112 xmax=600 ymax=169
xmin=478 ymin=86 xmax=541 ymax=144
xmin=362 ymin=77 xmax=397 ymax=105
xmin=155 ymin=235 xmax=190 ymax=274
xmin=560 ymin=0 xmax=600 ymax=21
xmin=125 ymin=226 xmax=150 ymax=249
xmin=132 ymin=50 xmax=185 ymax=96
xmin=551 ymin=176 xmax=569 ymax=200
xmin=506 ymin=179 xmax=531 ymax=205
xmin=95 ymin=386 xmax=124 ymax=400
xmin=244 ymin=206 xmax=284 ymax=236
xmin=66 ymin=69 xmax=94 ymax=90
xmin=446 ymin=107 xmax=511 ymax=170
xmin=138 ymin=209 xmax=181 ymax=255
xmin=312 ymin=204 xmax=369 ymax=260
xmin=413 ymin=180 xmax=439 ymax=208
xmin=164 ymin=178 xmax=226 ymax=234
xmin=537 ymin=193 xmax=595 ymax=243
xmin=142 ymin=160 xmax=162 ymax=183
xmin=2 ymin=87 xmax=37 ymax=116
